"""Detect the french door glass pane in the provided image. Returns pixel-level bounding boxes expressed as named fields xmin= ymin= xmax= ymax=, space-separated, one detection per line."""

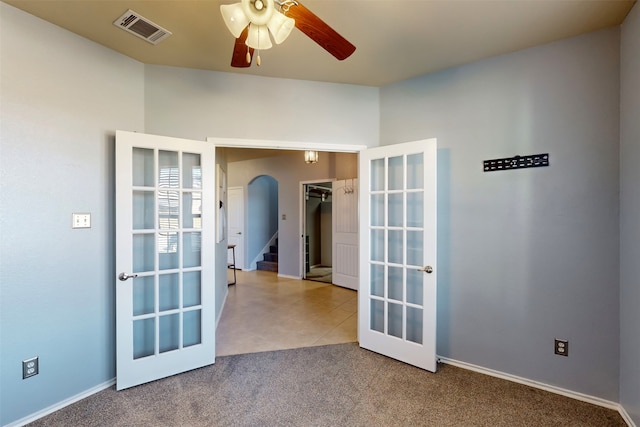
xmin=133 ymin=318 xmax=155 ymax=359
xmin=133 ymin=191 xmax=155 ymax=230
xmin=183 ymin=271 xmax=201 ymax=307
xmin=371 ymin=159 xmax=384 ymax=191
xmin=371 ymin=299 xmax=384 ymax=333
xmin=406 ymin=269 xmax=423 ymax=305
xmin=371 ymin=264 xmax=384 ymax=297
xmin=406 ymin=153 xmax=424 ymax=190
xmin=371 ymin=229 xmax=384 ymax=262
xmin=183 ymin=310 xmax=202 ymax=347
xmin=159 ymin=273 xmax=179 ymax=312
xmin=183 ymin=232 xmax=202 ymax=268
xmin=388 ymin=267 xmax=403 ymax=301
xmin=388 ymin=156 xmax=403 ymax=190
xmin=159 ymin=232 xmax=179 ymax=270
xmin=388 ymin=302 xmax=403 ymax=338
xmin=158 ymin=191 xmax=179 ymax=230
xmin=388 ymin=193 xmax=403 ymax=227
xmin=407 ymin=192 xmax=423 ymax=228
xmin=183 ymin=192 xmax=202 ymax=229
xmin=388 ymin=230 xmax=403 ymax=264
xmin=371 ymin=194 xmax=384 ymax=227
xmin=133 ymin=276 xmax=154 ymax=316
xmin=133 ymin=234 xmax=154 ymax=273
xmin=407 ymin=307 xmax=423 ymax=344
xmin=159 ymin=151 xmax=179 ymax=188
xmin=133 ymin=148 xmax=154 ymax=187
xmin=159 ymin=314 xmax=179 ymax=353
xmin=182 ymin=153 xmax=201 ymax=189
xmin=407 ymin=231 xmax=423 ymax=266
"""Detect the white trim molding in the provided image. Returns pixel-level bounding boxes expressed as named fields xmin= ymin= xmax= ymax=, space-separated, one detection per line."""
xmin=206 ymin=136 xmax=367 ymax=153
xmin=277 ymin=273 xmax=302 ymax=280
xmin=437 ymin=356 xmax=634 ymax=426
xmin=619 ymin=406 xmax=637 ymax=427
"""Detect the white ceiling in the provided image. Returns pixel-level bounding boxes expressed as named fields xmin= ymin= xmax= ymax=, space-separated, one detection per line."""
xmin=3 ymin=0 xmax=636 ymax=87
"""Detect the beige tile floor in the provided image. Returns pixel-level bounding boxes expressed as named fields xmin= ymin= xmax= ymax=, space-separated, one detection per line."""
xmin=216 ymin=269 xmax=358 ymax=356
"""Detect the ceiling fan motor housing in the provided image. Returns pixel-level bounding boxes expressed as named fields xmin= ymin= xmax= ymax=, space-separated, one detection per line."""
xmin=242 ymin=0 xmax=274 ymax=25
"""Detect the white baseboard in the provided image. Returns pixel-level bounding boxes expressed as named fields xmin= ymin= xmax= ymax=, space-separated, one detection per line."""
xmin=277 ymin=273 xmax=301 ymax=280
xmin=437 ymin=356 xmax=634 ymax=426
xmin=5 ymin=378 xmax=115 ymax=427
xmin=216 ymin=286 xmax=229 ymax=328
xmin=619 ymin=405 xmax=637 ymax=427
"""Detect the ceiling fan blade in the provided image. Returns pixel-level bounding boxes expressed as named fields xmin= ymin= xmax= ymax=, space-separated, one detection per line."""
xmin=231 ymin=26 xmax=254 ymax=68
xmin=284 ymin=1 xmax=356 ymax=61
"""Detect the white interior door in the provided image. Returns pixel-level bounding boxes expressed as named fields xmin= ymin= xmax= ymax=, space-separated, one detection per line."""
xmin=227 ymin=187 xmax=245 ymax=270
xmin=115 ymin=130 xmax=216 ymax=390
xmin=332 ymin=178 xmax=359 ymax=290
xmin=358 ymin=139 xmax=437 ymax=372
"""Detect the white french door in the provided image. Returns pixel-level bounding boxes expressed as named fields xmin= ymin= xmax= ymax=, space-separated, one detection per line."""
xmin=358 ymin=139 xmax=437 ymax=372
xmin=115 ymin=130 xmax=216 ymax=390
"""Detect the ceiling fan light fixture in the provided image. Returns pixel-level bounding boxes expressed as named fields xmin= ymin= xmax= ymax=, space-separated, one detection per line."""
xmin=246 ymin=24 xmax=273 ymax=50
xmin=267 ymin=12 xmax=295 ymax=44
xmin=220 ymin=3 xmax=249 ymax=38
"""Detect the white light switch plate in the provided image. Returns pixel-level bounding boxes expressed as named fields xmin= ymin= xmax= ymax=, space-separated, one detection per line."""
xmin=72 ymin=213 xmax=91 ymax=229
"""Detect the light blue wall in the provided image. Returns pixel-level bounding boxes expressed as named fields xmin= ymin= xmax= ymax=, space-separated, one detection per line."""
xmin=143 ymin=65 xmax=379 ymax=146
xmin=380 ymin=28 xmax=621 ymax=400
xmin=0 ymin=3 xmax=145 ymax=425
xmin=247 ymin=175 xmax=279 ymax=268
xmin=620 ymin=3 xmax=640 ymax=425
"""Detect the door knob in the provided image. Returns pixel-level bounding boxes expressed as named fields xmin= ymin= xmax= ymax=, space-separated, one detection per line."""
xmin=418 ymin=266 xmax=433 ymax=274
xmin=118 ymin=272 xmax=138 ymax=281
xmin=236 ymin=232 xmax=242 ymax=235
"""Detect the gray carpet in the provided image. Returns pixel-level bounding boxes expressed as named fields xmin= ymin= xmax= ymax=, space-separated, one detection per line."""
xmin=29 ymin=343 xmax=624 ymax=426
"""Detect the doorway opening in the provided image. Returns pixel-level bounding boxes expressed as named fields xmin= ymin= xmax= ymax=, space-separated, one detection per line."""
xmin=212 ymin=140 xmax=365 ymax=357
xmin=303 ymin=181 xmax=333 ymax=283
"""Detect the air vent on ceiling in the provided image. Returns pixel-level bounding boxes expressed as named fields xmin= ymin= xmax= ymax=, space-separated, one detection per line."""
xmin=113 ymin=9 xmax=172 ymax=45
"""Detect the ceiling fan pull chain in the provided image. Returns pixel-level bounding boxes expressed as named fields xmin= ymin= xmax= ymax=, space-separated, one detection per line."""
xmin=246 ymin=45 xmax=251 ymax=64
xmin=256 ymin=27 xmax=262 ymax=66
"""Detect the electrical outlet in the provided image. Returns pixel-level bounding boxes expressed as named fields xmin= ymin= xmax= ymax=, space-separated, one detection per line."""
xmin=554 ymin=339 xmax=568 ymax=357
xmin=22 ymin=357 xmax=39 ymax=379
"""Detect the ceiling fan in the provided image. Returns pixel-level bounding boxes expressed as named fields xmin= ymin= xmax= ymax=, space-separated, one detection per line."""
xmin=220 ymin=0 xmax=356 ymax=67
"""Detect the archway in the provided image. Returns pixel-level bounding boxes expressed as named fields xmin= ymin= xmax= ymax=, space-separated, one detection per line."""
xmin=247 ymin=175 xmax=279 ymax=271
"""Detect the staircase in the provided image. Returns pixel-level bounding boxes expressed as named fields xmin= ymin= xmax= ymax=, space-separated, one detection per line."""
xmin=256 ymin=242 xmax=278 ymax=272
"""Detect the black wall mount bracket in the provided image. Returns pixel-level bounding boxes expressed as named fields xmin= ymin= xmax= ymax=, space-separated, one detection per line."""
xmin=483 ymin=153 xmax=549 ymax=172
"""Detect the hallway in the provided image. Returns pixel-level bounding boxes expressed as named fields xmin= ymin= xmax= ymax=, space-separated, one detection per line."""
xmin=216 ymin=270 xmax=358 ymax=356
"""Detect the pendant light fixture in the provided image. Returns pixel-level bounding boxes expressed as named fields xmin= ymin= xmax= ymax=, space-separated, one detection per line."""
xmin=304 ymin=150 xmax=319 ymax=164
